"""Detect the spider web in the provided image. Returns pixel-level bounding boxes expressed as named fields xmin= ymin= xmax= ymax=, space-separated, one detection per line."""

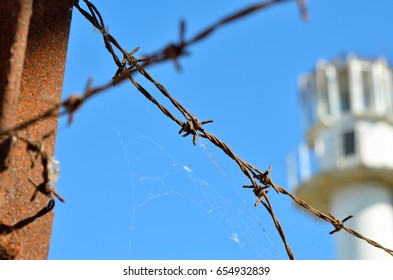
xmin=117 ymin=126 xmax=285 ymax=259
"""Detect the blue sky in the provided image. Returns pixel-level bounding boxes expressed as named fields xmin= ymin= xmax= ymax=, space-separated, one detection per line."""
xmin=48 ymin=0 xmax=393 ymax=259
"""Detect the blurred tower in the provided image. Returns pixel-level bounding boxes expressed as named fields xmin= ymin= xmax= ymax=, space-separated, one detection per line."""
xmin=293 ymin=54 xmax=393 ymax=259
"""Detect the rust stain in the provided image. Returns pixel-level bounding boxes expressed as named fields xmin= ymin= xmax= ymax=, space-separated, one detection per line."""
xmin=0 ymin=0 xmax=73 ymax=259
xmin=0 ymin=0 xmax=33 ymax=260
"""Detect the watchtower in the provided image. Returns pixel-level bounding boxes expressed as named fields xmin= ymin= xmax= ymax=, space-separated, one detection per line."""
xmin=294 ymin=55 xmax=393 ymax=259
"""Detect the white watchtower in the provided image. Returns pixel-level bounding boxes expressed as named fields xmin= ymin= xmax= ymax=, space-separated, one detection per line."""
xmin=294 ymin=55 xmax=393 ymax=259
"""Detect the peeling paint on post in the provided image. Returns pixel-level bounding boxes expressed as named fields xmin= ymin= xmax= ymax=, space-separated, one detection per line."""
xmin=0 ymin=0 xmax=73 ymax=259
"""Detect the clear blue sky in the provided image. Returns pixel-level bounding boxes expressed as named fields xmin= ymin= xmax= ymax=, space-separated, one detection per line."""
xmin=48 ymin=0 xmax=393 ymax=259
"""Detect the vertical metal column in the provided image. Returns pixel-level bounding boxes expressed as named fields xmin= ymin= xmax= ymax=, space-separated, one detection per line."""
xmin=0 ymin=0 xmax=73 ymax=259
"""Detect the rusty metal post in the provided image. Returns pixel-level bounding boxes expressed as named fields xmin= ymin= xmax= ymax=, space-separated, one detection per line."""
xmin=0 ymin=0 xmax=73 ymax=259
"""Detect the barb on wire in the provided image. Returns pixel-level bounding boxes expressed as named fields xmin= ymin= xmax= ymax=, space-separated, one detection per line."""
xmin=329 ymin=214 xmax=354 ymax=235
xmin=138 ymin=0 xmax=308 ymax=69
xmin=269 ymin=179 xmax=393 ymax=256
xmin=178 ymin=118 xmax=213 ymax=146
xmin=146 ymin=20 xmax=189 ymax=71
xmin=297 ymin=0 xmax=309 ymax=20
xmin=61 ymin=78 xmax=112 ymax=124
xmin=243 ymin=185 xmax=270 ymax=207
xmin=139 ymin=0 xmax=288 ymax=68
xmin=17 ymin=133 xmax=64 ymax=203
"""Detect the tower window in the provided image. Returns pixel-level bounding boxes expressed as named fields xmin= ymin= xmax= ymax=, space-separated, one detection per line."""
xmin=361 ymin=69 xmax=373 ymax=109
xmin=342 ymin=130 xmax=356 ymax=156
xmin=318 ymin=70 xmax=331 ymax=117
xmin=300 ymin=75 xmax=317 ymax=128
xmin=337 ymin=66 xmax=351 ymax=112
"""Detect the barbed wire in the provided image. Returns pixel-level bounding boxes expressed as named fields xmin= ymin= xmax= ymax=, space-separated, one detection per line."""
xmin=1 ymin=0 xmax=392 ymax=259
xmin=72 ymin=0 xmax=393 ymax=259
